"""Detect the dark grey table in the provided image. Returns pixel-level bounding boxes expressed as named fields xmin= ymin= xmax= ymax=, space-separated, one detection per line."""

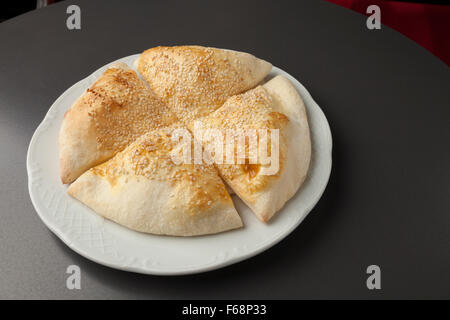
xmin=0 ymin=0 xmax=449 ymax=299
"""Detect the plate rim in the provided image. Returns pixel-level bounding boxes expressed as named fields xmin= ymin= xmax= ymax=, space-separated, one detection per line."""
xmin=27 ymin=54 xmax=333 ymax=275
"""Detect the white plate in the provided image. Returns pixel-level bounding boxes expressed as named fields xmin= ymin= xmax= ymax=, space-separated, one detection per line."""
xmin=27 ymin=54 xmax=332 ymax=275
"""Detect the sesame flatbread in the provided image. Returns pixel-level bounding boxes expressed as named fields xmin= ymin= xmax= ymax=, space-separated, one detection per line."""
xmin=135 ymin=46 xmax=272 ymax=124
xmin=59 ymin=62 xmax=177 ymax=184
xmin=67 ymin=127 xmax=242 ymax=236
xmin=193 ymin=76 xmax=311 ymax=222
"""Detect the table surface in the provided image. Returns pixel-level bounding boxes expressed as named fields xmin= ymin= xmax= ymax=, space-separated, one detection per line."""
xmin=0 ymin=0 xmax=449 ymax=299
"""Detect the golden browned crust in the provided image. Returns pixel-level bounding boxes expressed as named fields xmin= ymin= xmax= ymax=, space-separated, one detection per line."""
xmin=90 ymin=127 xmax=232 ymax=215
xmin=192 ymin=76 xmax=311 ymax=223
xmin=86 ymin=67 xmax=177 ymax=151
xmin=136 ymin=46 xmax=272 ymax=124
xmin=59 ymin=64 xmax=178 ymax=184
xmin=193 ymin=85 xmax=289 ymax=201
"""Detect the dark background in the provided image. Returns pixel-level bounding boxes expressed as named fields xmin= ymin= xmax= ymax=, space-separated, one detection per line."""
xmin=0 ymin=0 xmax=449 ymax=299
xmin=326 ymin=0 xmax=450 ymax=65
xmin=3 ymin=0 xmax=450 ymax=65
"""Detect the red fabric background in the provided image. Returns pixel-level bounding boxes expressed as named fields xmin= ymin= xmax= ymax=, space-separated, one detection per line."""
xmin=325 ymin=0 xmax=450 ymax=66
